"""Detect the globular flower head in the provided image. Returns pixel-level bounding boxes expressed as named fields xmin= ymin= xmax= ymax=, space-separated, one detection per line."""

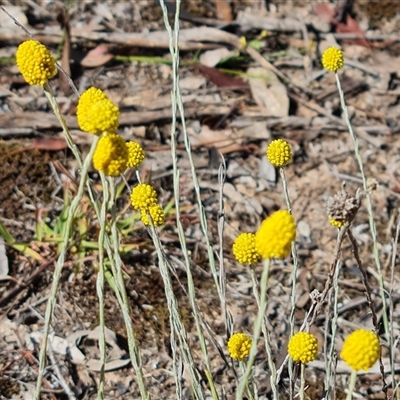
xmin=288 ymin=332 xmax=318 ymax=364
xmin=141 ymin=204 xmax=165 ymax=227
xmin=341 ymin=329 xmax=380 ymax=371
xmin=267 ymin=139 xmax=292 ymax=167
xmin=255 ymin=210 xmax=296 ymax=259
xmin=322 ymin=47 xmax=344 ymax=72
xmin=227 ymin=333 xmax=252 ymax=361
xmin=92 ymin=132 xmax=128 ymax=176
xmin=16 ymin=40 xmax=57 ymax=86
xmin=77 ymin=87 xmax=120 ymax=135
xmin=126 ymin=141 xmax=145 ymax=169
xmin=130 ymin=183 xmax=158 ymax=211
xmin=232 ymin=233 xmax=261 ymax=266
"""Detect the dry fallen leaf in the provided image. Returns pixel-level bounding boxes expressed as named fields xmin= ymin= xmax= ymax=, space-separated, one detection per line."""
xmin=194 ymin=64 xmax=250 ymax=92
xmin=31 ymin=138 xmax=68 ymax=151
xmin=80 ymin=44 xmax=114 ymax=67
xmin=247 ymin=67 xmax=289 ymax=117
xmin=200 ymin=47 xmax=233 ymax=67
xmin=213 ymin=0 xmax=233 ymax=21
xmin=188 ymin=125 xmax=242 ymax=154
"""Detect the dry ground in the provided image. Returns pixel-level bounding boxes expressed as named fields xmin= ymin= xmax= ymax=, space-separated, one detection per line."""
xmin=0 ymin=1 xmax=400 ymax=399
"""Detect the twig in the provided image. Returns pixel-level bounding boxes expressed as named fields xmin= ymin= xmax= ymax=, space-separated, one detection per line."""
xmin=47 ymin=345 xmax=76 ymax=400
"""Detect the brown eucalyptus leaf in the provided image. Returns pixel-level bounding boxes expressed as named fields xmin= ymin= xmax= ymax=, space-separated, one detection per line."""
xmin=31 ymin=138 xmax=68 ymax=151
xmin=194 ymin=65 xmax=250 ymax=92
xmin=81 ymin=44 xmax=113 ymax=67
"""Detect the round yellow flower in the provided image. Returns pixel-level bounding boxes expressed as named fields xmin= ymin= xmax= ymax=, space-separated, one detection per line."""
xmin=130 ymin=183 xmax=158 ymax=211
xmin=76 ymin=87 xmax=120 ymax=135
xmin=321 ymin=47 xmax=344 ymax=72
xmin=341 ymin=329 xmax=380 ymax=371
xmin=328 ymin=216 xmax=344 ymax=229
xmin=141 ymin=204 xmax=165 ymax=227
xmin=255 ymin=210 xmax=296 ymax=259
xmin=266 ymin=139 xmax=292 ymax=167
xmin=227 ymin=333 xmax=252 ymax=361
xmin=126 ymin=141 xmax=145 ymax=168
xmin=15 ymin=40 xmax=57 ymax=86
xmin=288 ymin=332 xmax=318 ymax=364
xmin=232 ymin=233 xmax=261 ymax=266
xmin=92 ymin=132 xmax=128 ymax=176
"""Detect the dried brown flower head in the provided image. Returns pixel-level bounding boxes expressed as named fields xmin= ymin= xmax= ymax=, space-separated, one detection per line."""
xmin=327 ymin=183 xmax=361 ymax=227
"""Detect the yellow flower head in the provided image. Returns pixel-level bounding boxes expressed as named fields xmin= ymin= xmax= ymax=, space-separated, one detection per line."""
xmin=77 ymin=87 xmax=120 ymax=135
xmin=126 ymin=141 xmax=146 ymax=168
xmin=15 ymin=40 xmax=57 ymax=86
xmin=288 ymin=332 xmax=318 ymax=364
xmin=130 ymin=183 xmax=158 ymax=211
xmin=322 ymin=47 xmax=344 ymax=72
xmin=227 ymin=333 xmax=252 ymax=361
xmin=141 ymin=204 xmax=165 ymax=227
xmin=92 ymin=132 xmax=128 ymax=176
xmin=267 ymin=139 xmax=292 ymax=167
xmin=328 ymin=216 xmax=344 ymax=229
xmin=232 ymin=233 xmax=261 ymax=266
xmin=341 ymin=329 xmax=380 ymax=371
xmin=255 ymin=210 xmax=296 ymax=259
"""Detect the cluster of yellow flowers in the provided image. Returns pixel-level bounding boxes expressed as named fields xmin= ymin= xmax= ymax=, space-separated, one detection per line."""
xmin=92 ymin=132 xmax=128 ymax=177
xmin=232 ymin=209 xmax=296 ymax=265
xmin=15 ymin=39 xmax=157 ymax=227
xmin=76 ymin=87 xmax=120 ymax=135
xmin=18 ymin=40 xmax=378 ymax=382
xmin=288 ymin=332 xmax=318 ymax=364
xmin=341 ymin=329 xmax=380 ymax=371
xmin=130 ymin=183 xmax=165 ymax=227
xmin=267 ymin=139 xmax=292 ymax=168
xmin=232 ymin=233 xmax=260 ymax=265
xmin=229 ymin=328 xmax=380 ymax=372
xmin=286 ymin=328 xmax=379 ymax=371
xmin=15 ymin=40 xmax=146 ymax=178
xmin=15 ymin=40 xmax=57 ymax=86
xmin=227 ymin=333 xmax=252 ymax=361
xmin=321 ymin=47 xmax=344 ymax=73
xmin=76 ymin=87 xmax=145 ymax=177
xmin=232 ymin=139 xmax=296 ymax=265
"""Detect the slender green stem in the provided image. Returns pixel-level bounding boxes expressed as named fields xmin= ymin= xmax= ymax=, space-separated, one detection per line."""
xmin=324 ymin=256 xmax=341 ymax=400
xmin=108 ymin=182 xmax=150 ymax=400
xmin=158 ymin=0 xmax=217 ymax=394
xmin=280 ymin=167 xmax=299 ymax=400
xmin=96 ymin=173 xmax=109 ymax=400
xmin=249 ymin=268 xmax=279 ymax=400
xmin=148 ymin=222 xmax=205 ymax=400
xmin=299 ymin=363 xmax=305 ymax=400
xmin=43 ymin=83 xmax=82 ymax=169
xmin=346 ymin=370 xmax=357 ymax=400
xmin=236 ymin=259 xmax=271 ymax=400
xmin=34 ymin=137 xmax=98 ymax=400
xmin=389 ymin=217 xmax=400 ymax=400
xmin=239 ymin=361 xmax=256 ymax=400
xmin=41 ymin=82 xmax=149 ymax=399
xmin=158 ymin=0 xmax=224 ymax=325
